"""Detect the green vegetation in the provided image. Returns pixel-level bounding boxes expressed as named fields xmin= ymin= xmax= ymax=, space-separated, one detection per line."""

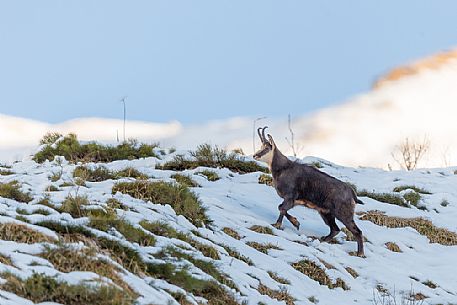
xmin=222 ymin=246 xmax=253 ymax=266
xmin=0 ymin=222 xmax=54 ymax=244
xmin=39 ymin=132 xmax=62 ymax=145
xmin=113 ymin=181 xmax=210 ymax=227
xmin=171 ymin=173 xmax=200 ymax=187
xmin=73 ymin=165 xmax=148 ymax=182
xmin=161 ymin=143 xmax=268 ymax=174
xmin=59 ymin=194 xmax=90 ymax=218
xmin=357 ymin=190 xmax=408 ymax=207
xmin=291 ymin=260 xmax=348 ymax=290
xmin=0 ymin=272 xmax=135 ymax=305
xmin=0 ymin=169 xmax=14 ymax=176
xmin=33 ymin=133 xmax=158 ymax=163
xmin=403 ymin=191 xmax=421 ymax=206
xmin=0 ymin=181 xmax=32 ymax=203
xmin=360 ymin=210 xmax=457 ymax=245
xmin=198 ymin=170 xmax=220 ymax=181
xmin=393 ymin=185 xmax=431 ymax=194
xmin=258 ymin=174 xmax=273 ymax=186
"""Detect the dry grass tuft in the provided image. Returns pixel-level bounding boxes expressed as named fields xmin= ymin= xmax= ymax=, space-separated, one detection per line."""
xmin=222 ymin=227 xmax=241 ymax=240
xmin=249 ymin=225 xmax=274 ymax=235
xmin=0 ymin=254 xmax=13 ymax=266
xmin=257 ymin=283 xmax=295 ymax=305
xmin=268 ymin=271 xmax=290 ymax=285
xmin=360 ymin=210 xmax=457 ymax=245
xmin=223 ymin=246 xmax=253 ymax=266
xmin=291 ymin=259 xmax=348 ymax=290
xmin=0 ymin=222 xmax=54 ymax=244
xmin=246 ymin=241 xmax=281 ymax=254
xmin=171 ymin=173 xmax=200 ymax=188
xmin=385 ymin=242 xmax=402 ymax=252
xmin=345 ymin=267 xmax=359 ymax=278
xmin=258 ymin=174 xmax=273 ymax=186
xmin=59 ymin=194 xmax=90 ymax=218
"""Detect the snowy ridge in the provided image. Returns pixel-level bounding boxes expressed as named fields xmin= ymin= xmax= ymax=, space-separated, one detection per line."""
xmin=0 ymin=150 xmax=457 ymax=305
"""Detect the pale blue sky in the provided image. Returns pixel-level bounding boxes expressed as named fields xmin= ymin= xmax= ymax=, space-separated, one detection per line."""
xmin=0 ymin=1 xmax=456 ymax=124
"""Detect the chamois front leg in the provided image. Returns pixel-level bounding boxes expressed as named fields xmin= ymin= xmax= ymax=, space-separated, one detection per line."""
xmin=272 ymin=198 xmax=299 ymax=230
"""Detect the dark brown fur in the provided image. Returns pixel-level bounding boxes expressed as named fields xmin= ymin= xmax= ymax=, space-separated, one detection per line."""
xmin=254 ymin=128 xmax=364 ymax=256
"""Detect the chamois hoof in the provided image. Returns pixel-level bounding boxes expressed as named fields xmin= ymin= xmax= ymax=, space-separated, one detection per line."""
xmin=271 ymin=223 xmax=282 ymax=229
xmin=291 ymin=221 xmax=300 ymax=230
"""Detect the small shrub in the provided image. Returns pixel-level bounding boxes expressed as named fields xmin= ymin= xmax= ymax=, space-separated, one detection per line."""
xmin=33 ymin=134 xmax=157 ymax=163
xmin=360 ymin=210 xmax=457 ymax=245
xmin=0 ymin=222 xmax=54 ymax=244
xmin=257 ymin=283 xmax=295 ymax=305
xmin=357 ymin=190 xmax=408 ymax=207
xmin=268 ymin=271 xmax=290 ymax=284
xmin=403 ymin=191 xmax=421 ymax=206
xmin=385 ymin=242 xmax=402 ymax=252
xmin=161 ymin=143 xmax=268 ymax=174
xmin=0 ymin=181 xmax=33 ymax=203
xmin=171 ymin=173 xmax=200 ymax=187
xmin=0 ymin=272 xmax=135 ymax=305
xmin=113 ymin=181 xmax=210 ymax=227
xmin=39 ymin=132 xmax=62 ymax=145
xmin=115 ymin=167 xmax=148 ymax=180
xmin=59 ymin=194 xmax=90 ymax=218
xmin=74 ymin=166 xmax=113 ymax=182
xmin=258 ymin=174 xmax=273 ymax=186
xmin=222 ymin=227 xmax=241 ymax=240
xmin=291 ymin=259 xmax=348 ymax=290
xmin=106 ymin=198 xmax=128 ymax=210
xmin=198 ymin=170 xmax=220 ymax=181
xmin=249 ymin=225 xmax=274 ymax=235
xmin=393 ymin=185 xmax=431 ymax=194
xmin=246 ymin=241 xmax=281 ymax=254
xmin=50 ymin=171 xmax=62 ymax=182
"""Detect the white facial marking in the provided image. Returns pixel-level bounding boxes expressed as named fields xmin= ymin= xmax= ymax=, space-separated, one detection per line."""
xmin=258 ymin=149 xmax=274 ymax=167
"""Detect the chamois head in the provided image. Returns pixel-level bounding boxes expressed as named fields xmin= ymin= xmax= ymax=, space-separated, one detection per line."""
xmin=253 ymin=126 xmax=276 ymax=164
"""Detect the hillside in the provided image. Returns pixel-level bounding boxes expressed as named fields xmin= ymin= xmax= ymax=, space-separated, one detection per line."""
xmin=0 ymin=139 xmax=456 ymax=305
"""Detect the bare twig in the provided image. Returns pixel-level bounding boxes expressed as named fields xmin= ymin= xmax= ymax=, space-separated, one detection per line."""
xmin=391 ymin=137 xmax=430 ymax=170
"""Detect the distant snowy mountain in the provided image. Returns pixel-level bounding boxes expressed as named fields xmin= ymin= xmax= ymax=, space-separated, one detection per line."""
xmin=2 ymin=48 xmax=457 ymax=168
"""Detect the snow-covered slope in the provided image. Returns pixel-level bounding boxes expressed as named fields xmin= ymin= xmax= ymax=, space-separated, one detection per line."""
xmin=1 ymin=147 xmax=456 ymax=305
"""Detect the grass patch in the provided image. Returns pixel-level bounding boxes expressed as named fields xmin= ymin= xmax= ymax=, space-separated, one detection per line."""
xmin=268 ymin=271 xmax=290 ymax=285
xmin=291 ymin=259 xmax=348 ymax=290
xmin=422 ymin=280 xmax=437 ymax=289
xmin=40 ymin=132 xmax=62 ymax=145
xmin=246 ymin=242 xmax=281 ymax=254
xmin=0 ymin=222 xmax=54 ymax=244
xmin=0 ymin=254 xmax=13 ymax=266
xmin=113 ymin=181 xmax=210 ymax=227
xmin=357 ymin=190 xmax=408 ymax=207
xmin=345 ymin=267 xmax=359 ymax=278
xmin=0 ymin=169 xmax=14 ymax=176
xmin=222 ymin=227 xmax=241 ymax=240
xmin=73 ymin=166 xmax=148 ymax=182
xmin=33 ymin=133 xmax=158 ymax=163
xmin=258 ymin=174 xmax=273 ymax=186
xmin=140 ymin=220 xmax=218 ymax=259
xmin=385 ymin=242 xmax=402 ymax=252
xmin=360 ymin=210 xmax=457 ymax=245
xmin=161 ymin=143 xmax=268 ymax=174
xmin=249 ymin=225 xmax=274 ymax=235
xmin=59 ymin=194 xmax=90 ymax=218
xmin=197 ymin=170 xmax=220 ymax=181
xmin=257 ymin=283 xmax=295 ymax=305
xmin=0 ymin=272 xmax=135 ymax=305
xmin=403 ymin=191 xmax=421 ymax=206
xmin=88 ymin=210 xmax=155 ymax=247
xmin=171 ymin=173 xmax=200 ymax=187
xmin=40 ymin=245 xmax=135 ymax=294
xmin=49 ymin=171 xmax=62 ymax=182
xmin=106 ymin=198 xmax=129 ymax=210
xmin=0 ymin=181 xmax=33 ymax=203
xmin=223 ymin=246 xmax=253 ymax=266
xmin=45 ymin=185 xmax=59 ymax=192
xmin=393 ymin=185 xmax=431 ymax=194
xmin=440 ymin=199 xmax=449 ymax=207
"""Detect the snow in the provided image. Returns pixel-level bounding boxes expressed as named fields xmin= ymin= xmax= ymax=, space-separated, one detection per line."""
xmin=1 ymin=151 xmax=457 ymax=305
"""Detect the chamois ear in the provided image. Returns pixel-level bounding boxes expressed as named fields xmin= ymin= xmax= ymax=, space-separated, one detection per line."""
xmin=267 ymin=134 xmax=276 ymax=149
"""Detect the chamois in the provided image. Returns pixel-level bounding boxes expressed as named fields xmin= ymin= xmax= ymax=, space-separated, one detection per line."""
xmin=253 ymin=127 xmax=364 ymax=257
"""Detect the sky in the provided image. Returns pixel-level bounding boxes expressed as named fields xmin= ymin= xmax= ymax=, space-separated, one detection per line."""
xmin=0 ymin=1 xmax=456 ymax=124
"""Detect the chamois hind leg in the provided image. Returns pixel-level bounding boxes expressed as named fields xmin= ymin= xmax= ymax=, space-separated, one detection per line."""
xmin=319 ymin=212 xmax=340 ymax=242
xmin=341 ymin=219 xmax=364 ymax=257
